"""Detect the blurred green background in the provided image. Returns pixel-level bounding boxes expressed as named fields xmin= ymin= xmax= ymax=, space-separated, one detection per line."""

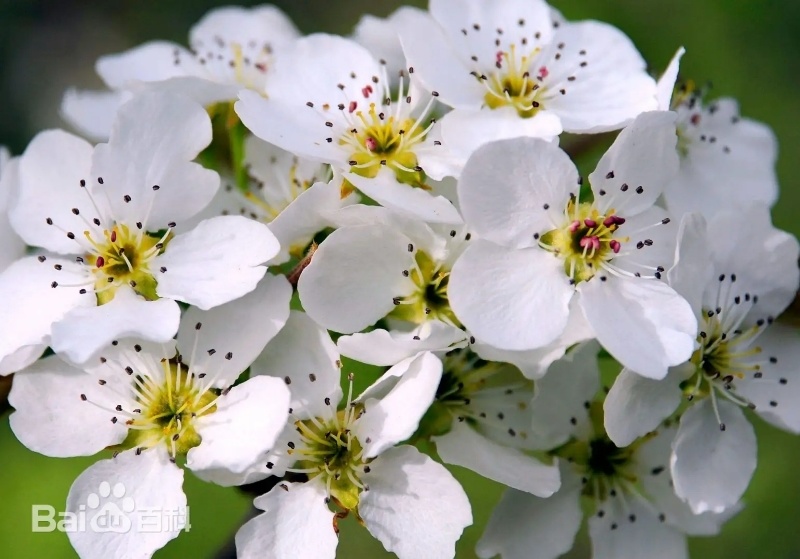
xmin=0 ymin=0 xmax=798 ymax=558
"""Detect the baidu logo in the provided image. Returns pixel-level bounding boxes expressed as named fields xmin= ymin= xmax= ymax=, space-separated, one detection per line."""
xmin=32 ymin=480 xmax=190 ymax=534
xmin=86 ymin=482 xmax=135 ymax=533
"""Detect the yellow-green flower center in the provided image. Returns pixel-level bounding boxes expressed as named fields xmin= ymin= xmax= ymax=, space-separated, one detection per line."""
xmin=480 ymin=44 xmax=545 ymax=118
xmin=291 ymin=408 xmax=367 ymax=511
xmin=121 ymin=361 xmax=219 ymax=457
xmin=390 ymin=250 xmax=460 ymax=326
xmin=85 ymin=223 xmax=170 ymax=304
xmin=540 ymin=201 xmax=628 ymax=283
xmin=341 ymin=103 xmax=428 ymax=188
xmin=551 ymin=402 xmax=649 ymax=500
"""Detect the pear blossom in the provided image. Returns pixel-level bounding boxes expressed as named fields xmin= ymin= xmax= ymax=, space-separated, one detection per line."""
xmin=235 ymin=350 xmax=472 ymax=559
xmin=450 ymin=111 xmax=697 ymax=379
xmin=0 ymin=91 xmax=279 ymax=365
xmin=396 ymin=0 xmax=659 ymax=162
xmin=298 ymin=207 xmax=469 ymax=338
xmin=62 ymin=5 xmax=300 ymax=141
xmin=604 ymin=208 xmax=800 ymax=514
xmin=656 ymin=48 xmax=779 ymax=218
xmin=419 ymin=348 xmax=561 ymax=496
xmin=235 ymin=33 xmax=463 ymax=223
xmin=198 ymin=137 xmax=355 ymax=264
xmin=477 ymin=343 xmax=734 ymax=559
xmin=8 ymin=276 xmax=293 ymax=558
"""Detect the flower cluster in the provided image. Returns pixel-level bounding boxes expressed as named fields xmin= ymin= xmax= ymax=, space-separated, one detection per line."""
xmin=2 ymin=2 xmax=797 ymax=559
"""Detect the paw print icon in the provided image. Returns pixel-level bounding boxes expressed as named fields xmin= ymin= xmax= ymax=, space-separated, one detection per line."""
xmin=86 ymin=481 xmax=136 ymax=534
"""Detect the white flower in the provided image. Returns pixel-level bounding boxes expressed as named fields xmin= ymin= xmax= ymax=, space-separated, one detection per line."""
xmin=235 ymin=351 xmax=472 ymax=559
xmin=235 ymin=34 xmax=463 ymax=224
xmin=61 ymin=5 xmax=300 ymax=141
xmin=449 ymin=111 xmax=697 ymax=379
xmin=196 ymin=137 xmax=354 ymax=265
xmin=421 ymin=348 xmax=561 ymax=496
xmin=396 ymin=0 xmax=658 ymax=161
xmin=656 ymin=48 xmax=779 ymax=218
xmin=604 ymin=208 xmax=800 ymax=514
xmin=0 ymin=92 xmax=279 ymax=365
xmin=8 ymin=276 xmax=293 ymax=558
xmin=477 ymin=342 xmax=734 ymax=559
xmin=298 ymin=206 xmax=469 ymax=335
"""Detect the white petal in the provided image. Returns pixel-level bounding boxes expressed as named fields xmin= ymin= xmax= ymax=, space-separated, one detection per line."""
xmin=542 ymin=21 xmax=658 ymax=133
xmin=604 ymin=367 xmax=686 ymax=447
xmin=590 ymin=111 xmax=679 ymax=216
xmin=457 ymin=136 xmax=578 ymax=248
xmin=665 ymin=98 xmax=778 ymax=217
xmin=189 ymin=5 xmax=299 ymax=49
xmin=10 ymin=129 xmax=94 ymax=254
xmin=635 ymin=425 xmax=733 ymax=536
xmin=707 ymin=205 xmax=799 ymax=318
xmin=395 ymin=7 xmax=484 ymax=109
xmin=235 ymin=92 xmax=346 ymax=164
xmin=298 ymin=225 xmax=414 ymax=333
xmin=671 ymin=398 xmax=756 ymax=514
xmin=449 ymin=240 xmax=573 ymax=350
xmin=471 ymin=297 xmax=595 ymax=379
xmin=177 ymin=274 xmax=291 ymax=387
xmin=360 ymin=445 xmax=472 ymax=559
xmin=51 ymin=287 xmax=181 ymax=365
xmin=667 ymin=213 xmax=710 ymax=313
xmin=344 ymin=170 xmax=463 ymax=225
xmin=427 ymin=0 xmax=554 ymax=88
xmin=96 ymin=41 xmax=201 ymax=88
xmin=66 ymin=448 xmax=186 ymax=559
xmin=91 ymin=91 xmax=219 ymax=230
xmin=476 ymin=469 xmax=583 ymax=559
xmin=60 ymin=88 xmax=128 ymax=142
xmin=268 ymin=180 xmax=350 ymax=265
xmin=9 ymin=356 xmax=128 ymax=457
xmin=250 ymin=311 xmax=342 ymax=419
xmin=656 ymin=47 xmax=685 ymax=110
xmin=578 ymin=276 xmax=696 ymax=379
xmin=187 ymin=376 xmax=290 ymax=484
xmin=154 ymin=215 xmax=276 ymax=310
xmin=0 ymin=256 xmax=90 ymax=363
xmin=236 ymin=480 xmax=337 ymax=559
xmin=736 ymin=325 xmax=800 ymax=433
xmin=0 ymin=344 xmax=46 ymax=376
xmin=435 ymin=421 xmax=560 ymax=496
xmin=338 ymin=321 xmax=466 ymax=366
xmin=589 ymin=496 xmax=688 ymax=559
xmin=353 ymin=8 xmax=418 ymax=82
xmin=440 ymin=108 xmax=562 ymax=166
xmin=529 ymin=341 xmax=601 ymax=448
xmin=356 ymin=352 xmax=442 ymax=458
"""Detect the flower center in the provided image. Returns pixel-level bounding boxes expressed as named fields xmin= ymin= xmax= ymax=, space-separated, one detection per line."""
xmin=85 ymin=223 xmax=170 ymax=304
xmin=539 ymin=200 xmax=628 ymax=283
xmin=552 ymin=402 xmax=644 ymax=500
xmin=417 ymin=349 xmax=531 ymax=440
xmin=479 ymin=44 xmax=545 ymax=118
xmin=340 ymin=102 xmax=428 ymax=187
xmin=390 ymin=250 xmax=460 ymax=326
xmin=290 ymin=408 xmax=367 ymax=511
